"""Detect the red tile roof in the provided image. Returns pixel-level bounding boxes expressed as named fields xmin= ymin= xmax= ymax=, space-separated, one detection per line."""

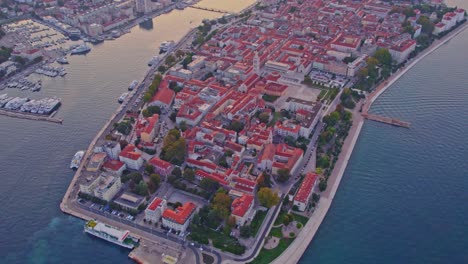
xmin=162 ymin=202 xmax=196 ymax=225
xmin=294 ymin=172 xmax=318 ymax=203
xmin=231 ymin=194 xmax=254 ymax=217
xmin=151 ymin=87 xmax=175 ymax=106
xmin=103 ymin=159 xmax=125 ymax=171
xmin=149 ymin=157 xmax=172 ymax=170
xmin=119 ymin=144 xmax=141 ymax=161
xmin=147 ymin=198 xmax=164 ymax=211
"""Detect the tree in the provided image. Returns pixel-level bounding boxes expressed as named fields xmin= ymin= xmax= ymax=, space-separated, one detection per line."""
xmin=200 ymin=178 xmax=219 ymax=192
xmin=319 ymin=178 xmax=327 ymax=192
xmin=240 ymin=225 xmax=252 ymax=238
xmin=179 ymin=121 xmax=188 ymax=132
xmin=150 ymin=173 xmax=161 ymax=187
xmin=228 ymin=121 xmax=244 ymax=133
xmin=317 ymin=155 xmax=330 ymax=168
xmin=227 ymin=216 xmax=236 ymax=227
xmin=135 ymin=181 xmax=148 ymax=196
xmin=165 ymin=55 xmax=176 ymax=65
xmin=257 ymin=187 xmax=280 ymax=208
xmin=145 ymin=164 xmax=154 ymax=174
xmin=277 ymin=168 xmax=291 ymax=182
xmin=172 ymin=167 xmax=182 ymax=178
xmin=417 ymin=16 xmax=434 ymax=35
xmin=212 ymin=192 xmax=231 ymax=218
xmin=373 ymin=48 xmax=392 ymax=66
xmin=143 ymin=92 xmax=152 ymax=102
xmin=258 ymin=112 xmax=270 ymax=123
xmin=183 ymin=168 xmax=195 ymax=182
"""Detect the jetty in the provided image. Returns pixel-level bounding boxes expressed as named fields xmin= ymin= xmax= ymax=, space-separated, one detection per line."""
xmin=362 ymin=112 xmax=410 ymax=128
xmin=0 ymin=109 xmax=63 ymax=124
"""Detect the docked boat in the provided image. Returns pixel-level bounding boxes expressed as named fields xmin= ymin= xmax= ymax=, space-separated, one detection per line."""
xmin=148 ymin=55 xmax=160 ymax=66
xmin=70 ymin=150 xmax=84 ymax=170
xmin=70 ymin=44 xmax=91 ymax=55
xmin=118 ymin=92 xmax=128 ymax=103
xmin=84 ymin=220 xmax=138 ymax=249
xmin=56 ymin=57 xmax=69 ymax=64
xmin=31 ymin=81 xmax=42 ymax=92
xmin=128 ymin=80 xmax=138 ymax=91
xmin=159 ymin=40 xmax=175 ymax=53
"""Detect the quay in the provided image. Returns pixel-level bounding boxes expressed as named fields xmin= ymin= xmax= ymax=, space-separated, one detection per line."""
xmin=0 ymin=108 xmax=63 ymax=124
xmin=362 ymin=113 xmax=411 ymax=128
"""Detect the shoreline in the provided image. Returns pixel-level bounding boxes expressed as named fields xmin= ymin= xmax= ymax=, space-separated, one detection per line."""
xmin=271 ymin=21 xmax=468 ymax=264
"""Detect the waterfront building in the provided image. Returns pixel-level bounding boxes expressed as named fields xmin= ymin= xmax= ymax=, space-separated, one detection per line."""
xmin=103 ymin=141 xmax=121 ymax=160
xmin=144 ymin=197 xmax=167 ymax=223
xmin=231 ymin=194 xmax=255 ymax=226
xmin=389 ymin=39 xmax=417 ymax=64
xmin=162 ymin=202 xmax=197 ymax=233
xmin=79 ymin=173 xmax=122 ymax=202
xmin=293 ymin=172 xmax=319 ymax=211
xmin=86 ymin=152 xmax=107 ymax=172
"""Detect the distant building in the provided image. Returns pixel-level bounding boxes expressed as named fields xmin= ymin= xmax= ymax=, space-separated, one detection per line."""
xmin=114 ymin=192 xmax=146 ymax=211
xmin=149 ymin=157 xmax=173 ymax=177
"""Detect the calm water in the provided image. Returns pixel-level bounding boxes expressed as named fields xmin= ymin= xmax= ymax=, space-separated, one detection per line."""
xmin=0 ymin=1 xmax=255 ymax=263
xmin=300 ymin=15 xmax=468 ymax=264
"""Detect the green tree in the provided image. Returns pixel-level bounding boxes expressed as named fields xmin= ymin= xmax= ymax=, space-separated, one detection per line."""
xmin=150 ymin=173 xmax=161 ymax=186
xmin=373 ymin=48 xmax=392 ymax=66
xmin=172 ymin=167 xmax=182 ymax=177
xmin=211 ymin=192 xmax=231 ymax=218
xmin=240 ymin=225 xmax=252 ymax=238
xmin=277 ymin=168 xmax=291 ymax=182
xmin=417 ymin=16 xmax=434 ymax=35
xmin=183 ymin=168 xmax=195 ymax=182
xmin=257 ymin=187 xmax=280 ymax=208
xmin=145 ymin=164 xmax=154 ymax=174
xmin=258 ymin=112 xmax=270 ymax=123
xmin=135 ymin=181 xmax=148 ymax=196
xmin=200 ymin=178 xmax=219 ymax=192
xmin=228 ymin=121 xmax=244 ymax=132
xmin=143 ymin=92 xmax=153 ymax=102
xmin=319 ymin=178 xmax=327 ymax=192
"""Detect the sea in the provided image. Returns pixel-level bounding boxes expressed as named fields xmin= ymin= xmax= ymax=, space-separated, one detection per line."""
xmin=300 ymin=1 xmax=468 ymax=263
xmin=0 ymin=0 xmax=467 ymax=263
xmin=0 ymin=1 xmax=255 ymax=263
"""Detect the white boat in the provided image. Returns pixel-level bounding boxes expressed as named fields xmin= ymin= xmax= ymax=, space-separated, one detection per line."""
xmin=128 ymin=80 xmax=138 ymax=91
xmin=84 ymin=220 xmax=138 ymax=249
xmin=118 ymin=92 xmax=128 ymax=103
xmin=70 ymin=44 xmax=91 ymax=55
xmin=159 ymin=40 xmax=175 ymax=53
xmin=148 ymin=55 xmax=160 ymax=66
xmin=56 ymin=57 xmax=69 ymax=64
xmin=70 ymin=150 xmax=84 ymax=169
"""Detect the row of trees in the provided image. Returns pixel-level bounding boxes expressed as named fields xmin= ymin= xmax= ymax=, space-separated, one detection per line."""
xmin=143 ymin=74 xmax=163 ymax=102
xmin=355 ymin=48 xmax=392 ymax=91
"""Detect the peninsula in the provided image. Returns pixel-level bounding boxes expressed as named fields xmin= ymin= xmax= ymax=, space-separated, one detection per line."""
xmin=58 ymin=0 xmax=466 ymax=264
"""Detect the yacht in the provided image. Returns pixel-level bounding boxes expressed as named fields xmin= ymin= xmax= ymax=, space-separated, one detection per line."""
xmin=159 ymin=40 xmax=175 ymax=53
xmin=148 ymin=55 xmax=160 ymax=66
xmin=128 ymin=80 xmax=138 ymax=91
xmin=118 ymin=92 xmax=128 ymax=103
xmin=70 ymin=150 xmax=84 ymax=170
xmin=56 ymin=57 xmax=69 ymax=64
xmin=70 ymin=44 xmax=91 ymax=55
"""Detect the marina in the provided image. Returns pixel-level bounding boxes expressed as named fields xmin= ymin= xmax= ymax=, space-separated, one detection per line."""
xmin=0 ymin=93 xmax=62 ymax=123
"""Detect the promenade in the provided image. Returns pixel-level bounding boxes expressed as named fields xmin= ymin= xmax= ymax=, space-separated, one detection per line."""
xmin=271 ymin=21 xmax=468 ymax=264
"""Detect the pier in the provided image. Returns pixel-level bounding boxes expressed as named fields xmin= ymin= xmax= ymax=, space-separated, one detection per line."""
xmin=188 ymin=5 xmax=233 ymax=14
xmin=0 ymin=109 xmax=63 ymax=124
xmin=362 ymin=112 xmax=410 ymax=128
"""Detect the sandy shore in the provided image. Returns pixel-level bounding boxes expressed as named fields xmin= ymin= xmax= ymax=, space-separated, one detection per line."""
xmin=271 ymin=22 xmax=468 ymax=264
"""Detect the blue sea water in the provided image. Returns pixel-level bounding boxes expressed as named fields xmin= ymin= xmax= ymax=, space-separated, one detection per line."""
xmin=300 ymin=25 xmax=468 ymax=264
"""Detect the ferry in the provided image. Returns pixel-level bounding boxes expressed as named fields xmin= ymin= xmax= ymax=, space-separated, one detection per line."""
xmin=128 ymin=80 xmax=138 ymax=91
xmin=70 ymin=150 xmax=84 ymax=170
xmin=84 ymin=220 xmax=138 ymax=249
xmin=71 ymin=44 xmax=91 ymax=55
xmin=118 ymin=92 xmax=129 ymax=103
xmin=159 ymin=40 xmax=175 ymax=53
